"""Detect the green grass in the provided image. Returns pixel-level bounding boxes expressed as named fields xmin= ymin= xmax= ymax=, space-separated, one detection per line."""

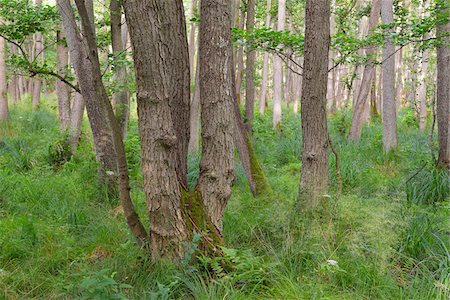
xmin=0 ymin=96 xmax=449 ymax=299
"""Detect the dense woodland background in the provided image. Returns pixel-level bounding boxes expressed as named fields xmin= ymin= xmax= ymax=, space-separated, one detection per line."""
xmin=1 ymin=0 xmax=450 ymax=299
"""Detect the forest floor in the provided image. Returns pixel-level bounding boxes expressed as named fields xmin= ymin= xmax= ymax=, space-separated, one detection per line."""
xmin=1 ymin=95 xmax=449 ymax=299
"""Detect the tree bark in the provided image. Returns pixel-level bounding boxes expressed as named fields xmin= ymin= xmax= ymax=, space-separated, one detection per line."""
xmin=68 ymin=92 xmax=85 ymax=153
xmin=299 ymin=0 xmax=330 ymax=208
xmin=273 ymin=0 xmax=286 ymax=129
xmin=245 ymin=0 xmax=256 ymax=133
xmin=0 ymin=35 xmax=8 ymax=121
xmin=381 ymin=0 xmax=398 ymax=152
xmin=198 ymin=0 xmax=235 ymax=231
xmin=56 ymin=30 xmax=71 ymax=130
xmin=188 ymin=55 xmax=201 ymax=154
xmin=188 ymin=0 xmax=198 ymax=80
xmin=259 ymin=0 xmax=272 ymax=115
xmin=32 ymin=0 xmax=43 ymax=110
xmin=123 ymin=0 xmax=191 ymax=258
xmin=437 ymin=3 xmax=450 ymax=167
xmin=348 ymin=0 xmax=381 ymax=141
xmin=235 ymin=7 xmax=245 ymax=105
xmin=110 ymin=0 xmax=130 ymax=138
xmin=418 ymin=0 xmax=430 ymax=131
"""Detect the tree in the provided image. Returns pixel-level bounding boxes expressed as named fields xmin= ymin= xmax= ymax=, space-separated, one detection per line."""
xmin=56 ymin=29 xmax=71 ymax=130
xmin=31 ymin=0 xmax=43 ymax=110
xmin=418 ymin=0 xmax=430 ymax=131
xmin=259 ymin=0 xmax=271 ymax=115
xmin=299 ymin=0 xmax=330 ymax=208
xmin=0 ymin=35 xmax=8 ymax=121
xmin=273 ymin=0 xmax=286 ymax=129
xmin=437 ymin=1 xmax=450 ymax=167
xmin=245 ymin=0 xmax=256 ymax=133
xmin=381 ymin=0 xmax=398 ymax=152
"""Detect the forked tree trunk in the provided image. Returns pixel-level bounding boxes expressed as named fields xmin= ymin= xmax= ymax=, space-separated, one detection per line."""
xmin=437 ymin=3 xmax=450 ymax=168
xmin=381 ymin=0 xmax=398 ymax=152
xmin=299 ymin=0 xmax=330 ymax=208
xmin=349 ymin=0 xmax=381 ymax=141
xmin=245 ymin=0 xmax=256 ymax=133
xmin=273 ymin=0 xmax=286 ymax=129
xmin=0 ymin=35 xmax=8 ymax=121
xmin=110 ymin=0 xmax=130 ymax=138
xmin=259 ymin=0 xmax=272 ymax=115
xmin=56 ymin=30 xmax=71 ymax=130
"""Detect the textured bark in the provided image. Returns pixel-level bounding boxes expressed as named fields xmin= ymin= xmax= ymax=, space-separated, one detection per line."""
xmin=58 ymin=0 xmax=118 ymax=180
xmin=259 ymin=0 xmax=272 ymax=115
xmin=272 ymin=0 xmax=286 ymax=129
xmin=0 ymin=36 xmax=8 ymax=121
xmin=123 ymin=0 xmax=190 ymax=258
xmin=110 ymin=0 xmax=130 ymax=138
xmin=299 ymin=0 xmax=330 ymax=207
xmin=198 ymin=0 xmax=235 ymax=231
xmin=235 ymin=8 xmax=245 ymax=104
xmin=437 ymin=4 xmax=450 ymax=168
xmin=56 ymin=30 xmax=71 ymax=130
xmin=348 ymin=0 xmax=381 ymax=141
xmin=381 ymin=0 xmax=398 ymax=152
xmin=245 ymin=0 xmax=256 ymax=133
xmin=188 ymin=56 xmax=201 ymax=154
xmin=68 ymin=92 xmax=85 ymax=153
xmin=32 ymin=0 xmax=43 ymax=110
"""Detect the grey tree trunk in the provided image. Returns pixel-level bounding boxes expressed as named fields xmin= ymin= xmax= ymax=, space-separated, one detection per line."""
xmin=68 ymin=92 xmax=85 ymax=153
xmin=0 ymin=36 xmax=8 ymax=121
xmin=32 ymin=0 xmax=43 ymax=110
xmin=235 ymin=8 xmax=245 ymax=104
xmin=418 ymin=0 xmax=430 ymax=131
xmin=56 ymin=30 xmax=71 ymax=130
xmin=272 ymin=0 xmax=286 ymax=129
xmin=381 ymin=0 xmax=398 ymax=152
xmin=188 ymin=52 xmax=201 ymax=154
xmin=348 ymin=0 xmax=381 ymax=141
xmin=259 ymin=0 xmax=272 ymax=115
xmin=299 ymin=0 xmax=330 ymax=208
xmin=437 ymin=3 xmax=450 ymax=167
xmin=188 ymin=0 xmax=198 ymax=80
xmin=245 ymin=0 xmax=256 ymax=133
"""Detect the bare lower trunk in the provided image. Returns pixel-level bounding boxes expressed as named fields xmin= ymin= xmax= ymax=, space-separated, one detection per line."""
xmin=188 ymin=0 xmax=198 ymax=80
xmin=235 ymin=8 xmax=245 ymax=104
xmin=349 ymin=0 xmax=381 ymax=141
xmin=245 ymin=0 xmax=256 ymax=133
xmin=32 ymin=0 xmax=43 ymax=110
xmin=56 ymin=30 xmax=71 ymax=130
xmin=69 ymin=92 xmax=85 ymax=153
xmin=299 ymin=0 xmax=330 ymax=208
xmin=188 ymin=56 xmax=201 ymax=154
xmin=259 ymin=0 xmax=271 ymax=115
xmin=381 ymin=0 xmax=398 ymax=152
xmin=418 ymin=49 xmax=429 ymax=131
xmin=111 ymin=0 xmax=130 ymax=138
xmin=273 ymin=0 xmax=286 ymax=129
xmin=437 ymin=4 xmax=450 ymax=167
xmin=0 ymin=36 xmax=8 ymax=121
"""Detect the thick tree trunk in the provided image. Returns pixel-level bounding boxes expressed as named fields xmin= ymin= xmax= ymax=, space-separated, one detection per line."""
xmin=56 ymin=30 xmax=71 ymax=130
xmin=348 ymin=0 xmax=381 ymax=141
xmin=110 ymin=0 xmax=130 ymax=138
xmin=123 ymin=0 xmax=191 ymax=258
xmin=0 ymin=36 xmax=8 ymax=121
xmin=198 ymin=0 xmax=235 ymax=232
xmin=272 ymin=0 xmax=286 ymax=129
xmin=299 ymin=0 xmax=330 ymax=208
xmin=381 ymin=0 xmax=398 ymax=152
xmin=245 ymin=0 xmax=256 ymax=133
xmin=259 ymin=0 xmax=272 ymax=115
xmin=437 ymin=4 xmax=450 ymax=167
xmin=32 ymin=0 xmax=43 ymax=110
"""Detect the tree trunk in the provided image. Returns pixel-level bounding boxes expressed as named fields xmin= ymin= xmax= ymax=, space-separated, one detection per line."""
xmin=348 ymin=0 xmax=381 ymax=141
xmin=0 ymin=35 xmax=8 ymax=121
xmin=273 ymin=0 xmax=286 ymax=129
xmin=259 ymin=0 xmax=272 ymax=115
xmin=110 ymin=0 xmax=130 ymax=138
xmin=235 ymin=8 xmax=245 ymax=105
xmin=418 ymin=0 xmax=430 ymax=131
xmin=56 ymin=30 xmax=71 ymax=130
xmin=68 ymin=92 xmax=85 ymax=153
xmin=188 ymin=55 xmax=201 ymax=154
xmin=437 ymin=3 xmax=450 ymax=167
xmin=188 ymin=0 xmax=198 ymax=80
xmin=381 ymin=0 xmax=398 ymax=152
xmin=245 ymin=0 xmax=256 ymax=133
xmin=299 ymin=0 xmax=330 ymax=208
xmin=123 ymin=0 xmax=191 ymax=258
xmin=32 ymin=0 xmax=43 ymax=110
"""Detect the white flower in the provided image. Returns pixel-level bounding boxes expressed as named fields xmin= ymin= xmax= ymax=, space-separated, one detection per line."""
xmin=106 ymin=171 xmax=115 ymax=176
xmin=326 ymin=259 xmax=338 ymax=266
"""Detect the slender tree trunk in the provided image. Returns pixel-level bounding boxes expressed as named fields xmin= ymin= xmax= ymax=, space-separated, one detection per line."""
xmin=198 ymin=0 xmax=235 ymax=232
xmin=245 ymin=0 xmax=256 ymax=133
xmin=381 ymin=0 xmax=398 ymax=152
xmin=395 ymin=48 xmax=403 ymax=109
xmin=188 ymin=55 xmax=201 ymax=154
xmin=0 ymin=35 xmax=8 ymax=121
xmin=110 ymin=0 xmax=130 ymax=138
xmin=418 ymin=0 xmax=430 ymax=131
xmin=273 ymin=0 xmax=286 ymax=129
xmin=235 ymin=8 xmax=245 ymax=104
xmin=188 ymin=0 xmax=198 ymax=80
xmin=299 ymin=0 xmax=330 ymax=208
xmin=56 ymin=30 xmax=71 ymax=130
xmin=259 ymin=0 xmax=272 ymax=115
xmin=348 ymin=0 xmax=381 ymax=141
xmin=437 ymin=3 xmax=450 ymax=167
xmin=32 ymin=0 xmax=43 ymax=109
xmin=69 ymin=92 xmax=85 ymax=153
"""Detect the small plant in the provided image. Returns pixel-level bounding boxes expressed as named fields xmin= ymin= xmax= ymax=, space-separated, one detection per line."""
xmin=48 ymin=135 xmax=72 ymax=168
xmin=74 ymin=269 xmax=132 ymax=300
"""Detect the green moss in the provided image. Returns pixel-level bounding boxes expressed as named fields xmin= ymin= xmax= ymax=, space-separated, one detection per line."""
xmin=247 ymin=134 xmax=272 ymax=196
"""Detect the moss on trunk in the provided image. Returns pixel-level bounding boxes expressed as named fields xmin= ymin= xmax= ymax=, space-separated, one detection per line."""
xmin=247 ymin=134 xmax=271 ymax=195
